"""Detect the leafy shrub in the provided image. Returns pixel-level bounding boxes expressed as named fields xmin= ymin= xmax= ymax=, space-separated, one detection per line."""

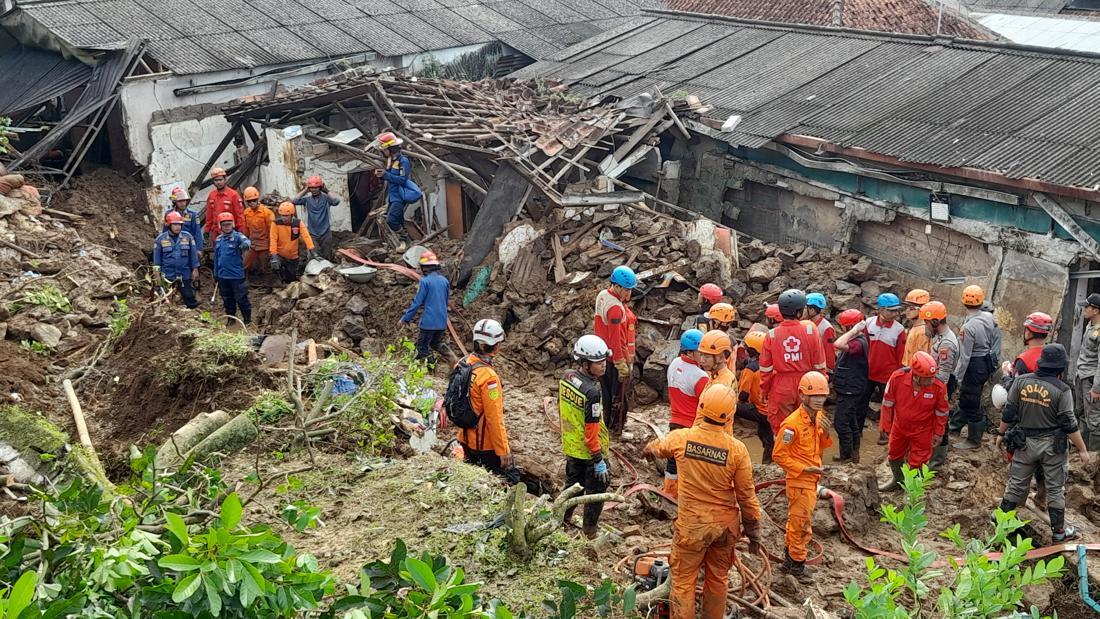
xmin=21 ymin=284 xmax=71 ymax=313
xmin=245 ymin=391 xmax=294 ymax=424
xmin=109 ymin=298 xmax=132 ymax=340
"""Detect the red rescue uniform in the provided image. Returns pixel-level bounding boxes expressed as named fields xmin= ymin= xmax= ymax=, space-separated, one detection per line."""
xmin=594 ymin=288 xmax=630 ymax=363
xmin=668 ymin=355 xmax=709 ymax=427
xmin=760 ymin=320 xmax=827 ymax=432
xmin=204 ymin=187 xmax=245 ymax=234
xmin=865 ymin=316 xmax=907 ymax=384
xmin=880 ymin=368 xmax=949 ymax=467
xmin=812 ymin=316 xmax=836 ymax=372
xmin=771 ymin=405 xmax=831 ymax=562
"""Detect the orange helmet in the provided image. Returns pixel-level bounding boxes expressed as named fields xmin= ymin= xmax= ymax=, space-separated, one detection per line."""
xmin=798 ymin=371 xmax=830 ymax=396
xmin=418 ymin=250 xmax=440 ymax=266
xmin=243 ymin=186 xmax=260 ymax=201
xmin=910 ymin=351 xmax=937 ymax=378
xmin=210 ymin=167 xmax=227 ymax=179
xmin=919 ymin=301 xmax=947 ymax=321
xmin=905 ymin=289 xmax=931 ymax=306
xmin=377 ymin=131 xmax=402 ymax=149
xmin=837 ymin=308 xmax=864 ymax=328
xmin=697 ymin=384 xmax=737 ymax=424
xmin=961 ymin=285 xmax=985 ymax=306
xmin=216 ymin=212 xmax=235 ymax=224
xmin=277 ymin=202 xmax=295 ymax=216
xmin=306 ymin=175 xmax=323 ymax=188
xmin=743 ymin=330 xmax=766 ymax=354
xmin=699 ymin=283 xmax=723 ymax=304
xmin=164 ymin=211 xmax=184 ymax=225
xmin=764 ymin=304 xmax=781 ymax=322
xmin=698 ymin=330 xmax=732 ymax=355
xmin=705 ymin=302 xmax=737 ymax=324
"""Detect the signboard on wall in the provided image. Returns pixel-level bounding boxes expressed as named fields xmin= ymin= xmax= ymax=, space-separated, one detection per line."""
xmin=930 ymin=193 xmax=950 ymax=222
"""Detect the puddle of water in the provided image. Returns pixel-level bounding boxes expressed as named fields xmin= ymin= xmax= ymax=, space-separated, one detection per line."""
xmin=738 ymin=423 xmax=888 ymax=464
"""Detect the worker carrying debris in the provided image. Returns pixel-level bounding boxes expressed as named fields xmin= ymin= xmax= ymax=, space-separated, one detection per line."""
xmin=863 ymin=293 xmax=907 ymax=447
xmin=952 ymin=285 xmax=997 ymax=450
xmin=643 ymin=384 xmax=763 ymax=619
xmin=375 ymin=132 xmax=422 ymax=250
xmin=995 ymin=343 xmax=1093 ymax=542
xmin=920 ymin=301 xmax=959 ymax=468
xmin=1075 ymin=293 xmax=1100 ymax=451
xmin=203 ymin=167 xmax=244 ymax=241
xmin=664 ymin=329 xmax=709 ymax=498
xmin=902 ymin=289 xmax=932 ymax=367
xmin=212 ymin=211 xmax=252 ymax=325
xmin=163 ymin=187 xmax=203 ymax=253
xmin=292 ymin=175 xmax=341 ymax=260
xmin=152 ymin=211 xmax=200 ymax=309
xmin=831 ymin=309 xmax=868 ymax=464
xmin=804 ymin=293 xmax=835 ymax=373
xmin=241 ymin=187 xmax=274 ymax=283
xmin=772 ymin=371 xmax=833 ymax=584
xmin=400 ymin=250 xmax=451 ymax=364
xmin=878 ymin=351 xmax=949 ymax=492
xmin=452 ymin=319 xmax=516 ymax=483
xmin=269 ymin=202 xmax=316 ymax=284
xmin=560 ymin=334 xmax=612 ymax=539
xmin=594 ymin=265 xmax=636 ymax=436
xmin=760 ymin=289 xmax=826 ymax=433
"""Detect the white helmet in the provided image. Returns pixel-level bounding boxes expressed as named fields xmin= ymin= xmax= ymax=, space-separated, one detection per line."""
xmin=573 ymin=334 xmax=610 ymax=362
xmin=472 ymin=319 xmax=505 ymax=346
xmin=991 ymin=383 xmax=1009 ymax=410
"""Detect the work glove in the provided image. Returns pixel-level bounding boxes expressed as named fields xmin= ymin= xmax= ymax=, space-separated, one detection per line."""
xmin=614 ymin=359 xmax=630 ymax=379
xmin=743 ymin=519 xmax=763 ymax=555
xmin=270 ymin=255 xmax=281 ymax=270
xmin=593 ymin=458 xmax=609 ymax=485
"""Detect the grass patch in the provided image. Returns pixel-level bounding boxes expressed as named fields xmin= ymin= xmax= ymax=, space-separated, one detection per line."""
xmin=161 ymin=326 xmax=252 ymax=385
xmin=0 ymin=405 xmax=68 ymax=454
xmin=19 ymin=339 xmax=50 ymax=356
xmin=244 ymin=391 xmax=294 ymax=424
xmin=22 ymin=283 xmax=72 ymax=313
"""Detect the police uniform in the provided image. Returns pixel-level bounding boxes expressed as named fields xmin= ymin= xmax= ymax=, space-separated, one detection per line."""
xmin=559 ymin=367 xmax=610 ymax=534
xmin=1075 ymin=315 xmax=1100 ymax=450
xmin=213 ymin=230 xmax=252 ymax=323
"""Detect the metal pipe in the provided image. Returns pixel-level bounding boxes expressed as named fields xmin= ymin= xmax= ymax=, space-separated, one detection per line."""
xmin=1078 ymin=545 xmax=1100 ymax=613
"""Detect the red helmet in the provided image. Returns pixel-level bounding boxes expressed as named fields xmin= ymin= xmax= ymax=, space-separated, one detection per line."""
xmin=764 ymin=304 xmax=781 ymax=321
xmin=306 ymin=175 xmax=323 ymax=188
xmin=377 ymin=131 xmax=402 ymax=149
xmin=164 ymin=211 xmax=184 ymax=225
xmin=910 ymin=351 xmax=938 ymax=378
xmin=1024 ymin=312 xmax=1053 ymax=335
xmin=699 ymin=283 xmax=723 ymax=304
xmin=837 ymin=308 xmax=864 ymax=328
xmin=418 ymin=250 xmax=440 ymax=266
xmin=217 ymin=212 xmax=235 ymax=224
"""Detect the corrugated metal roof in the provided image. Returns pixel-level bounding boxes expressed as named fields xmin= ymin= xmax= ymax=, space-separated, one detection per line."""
xmin=423 ymin=9 xmax=496 ymax=45
xmin=0 ymin=46 xmax=94 ymax=115
xmin=519 ymin=11 xmax=1100 ymax=190
xmin=375 ymin=12 xmax=462 ymax=50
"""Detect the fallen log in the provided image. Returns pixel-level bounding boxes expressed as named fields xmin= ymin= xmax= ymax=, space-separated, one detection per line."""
xmin=183 ymin=414 xmax=258 ymax=464
xmin=154 ymin=410 xmax=233 ymax=469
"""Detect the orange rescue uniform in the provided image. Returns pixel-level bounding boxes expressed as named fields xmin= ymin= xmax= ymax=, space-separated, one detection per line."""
xmin=457 ymin=353 xmax=510 ymax=457
xmin=693 ymin=367 xmax=739 ymax=432
xmin=242 ymin=204 xmax=275 ymax=270
xmin=771 ymin=405 xmax=832 ymax=562
xmin=902 ymin=321 xmax=931 ymax=367
xmin=738 ymin=366 xmax=765 ymax=411
xmin=760 ymin=320 xmax=827 ymax=432
xmin=269 ymin=217 xmax=315 ymax=260
xmin=646 ymin=423 xmax=762 ymax=619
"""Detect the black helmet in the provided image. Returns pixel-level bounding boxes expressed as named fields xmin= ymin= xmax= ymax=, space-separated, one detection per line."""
xmin=778 ymin=289 xmax=807 ymax=318
xmin=1037 ymin=343 xmax=1068 ymax=371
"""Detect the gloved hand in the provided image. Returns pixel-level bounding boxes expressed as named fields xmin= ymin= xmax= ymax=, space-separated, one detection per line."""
xmin=270 ymin=255 xmax=281 ymax=270
xmin=743 ymin=519 xmax=763 ymax=555
xmin=614 ymin=359 xmax=630 ymax=379
xmin=593 ymin=458 xmax=609 ymax=485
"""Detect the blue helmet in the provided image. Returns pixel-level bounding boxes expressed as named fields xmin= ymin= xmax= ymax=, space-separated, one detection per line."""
xmin=679 ymin=329 xmax=704 ymax=352
xmin=877 ymin=293 xmax=902 ymax=309
xmin=610 ymin=265 xmax=637 ymax=289
xmin=806 ymin=293 xmax=827 ymax=310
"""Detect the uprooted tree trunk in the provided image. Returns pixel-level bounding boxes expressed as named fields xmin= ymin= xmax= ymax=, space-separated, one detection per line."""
xmin=504 ymin=482 xmax=625 ymax=558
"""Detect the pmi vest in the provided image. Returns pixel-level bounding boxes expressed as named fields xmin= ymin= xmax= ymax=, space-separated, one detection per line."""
xmin=559 ymin=369 xmax=609 ymax=460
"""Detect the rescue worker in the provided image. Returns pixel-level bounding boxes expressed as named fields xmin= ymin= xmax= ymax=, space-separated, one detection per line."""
xmin=831 ymin=309 xmax=869 ymax=463
xmin=772 ymin=371 xmax=833 ymax=584
xmin=560 ymin=334 xmax=612 ymax=539
xmin=457 ymin=319 xmax=515 ymax=482
xmin=594 ymin=265 xmax=636 ymax=436
xmin=995 ymin=343 xmax=1092 ymax=542
xmin=878 ymin=351 xmax=949 ymax=491
xmin=737 ymin=330 xmax=775 ymax=463
xmin=997 ymin=311 xmax=1053 ymax=507
xmin=864 ymin=293 xmax=907 ymax=446
xmin=203 ymin=167 xmax=244 ymax=242
xmin=665 ymin=329 xmax=708 ymax=497
xmin=399 ymin=250 xmax=451 ymax=364
xmin=212 ymin=212 xmax=251 ymax=325
xmin=241 ymin=187 xmax=274 ymax=283
xmin=902 ymin=289 xmax=931 ymax=367
xmin=952 ymin=285 xmax=997 ymax=450
xmin=375 ymin=132 xmax=416 ymax=248
xmin=805 ymin=293 xmax=835 ymax=373
xmin=642 ymin=384 xmax=763 ymax=619
xmin=764 ymin=303 xmax=781 ymax=330
xmin=760 ymin=289 xmax=827 ymax=433
xmin=1075 ymin=293 xmax=1100 ymax=451
xmin=152 ymin=211 xmax=199 ymax=309
xmin=696 ymin=330 xmax=737 ymax=389
xmin=163 ymin=187 xmax=203 ymax=253
xmin=292 ymin=175 xmax=341 ymax=260
xmin=269 ymin=202 xmax=316 ymax=284
xmin=701 ymin=302 xmax=738 ymax=371
xmin=920 ymin=301 xmax=960 ymax=468
xmin=698 ymin=282 xmax=723 ymax=310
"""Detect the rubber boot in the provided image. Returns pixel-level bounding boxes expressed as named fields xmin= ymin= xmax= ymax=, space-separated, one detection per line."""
xmin=879 ymin=459 xmax=905 ymax=492
xmin=929 ymin=444 xmax=949 ymax=469
xmin=877 ymin=430 xmax=889 ymax=445
xmin=954 ymin=420 xmax=986 ymax=450
xmin=582 ymin=525 xmax=599 ymax=540
xmin=242 ymin=309 xmax=252 ymax=325
xmin=782 ymin=551 xmax=814 ymax=584
xmin=831 ymin=454 xmax=852 ymax=464
xmin=662 ymin=476 xmax=679 ymax=500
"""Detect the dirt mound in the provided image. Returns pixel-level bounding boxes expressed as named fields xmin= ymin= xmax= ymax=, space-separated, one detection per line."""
xmin=50 ymin=168 xmax=152 ymax=269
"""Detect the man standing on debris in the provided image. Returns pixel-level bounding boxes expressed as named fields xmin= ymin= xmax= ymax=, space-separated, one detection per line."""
xmin=400 ymin=250 xmax=451 ymax=364
xmin=902 ymin=289 xmax=931 ymax=367
xmin=270 ymin=202 xmax=316 ymax=284
xmin=996 ymin=343 xmax=1092 ymax=542
xmin=594 ymin=265 xmax=636 ymax=436
xmin=643 ymin=384 xmax=763 ymax=619
xmin=212 ymin=212 xmax=251 ymax=325
xmin=665 ymin=329 xmax=708 ymax=498
xmin=153 ymin=211 xmax=200 ymax=309
xmin=241 ymin=187 xmax=274 ymax=283
xmin=1075 ymin=293 xmax=1100 ymax=451
xmin=772 ymin=371 xmax=832 ymax=584
xmin=203 ymin=168 xmax=244 ymax=242
xmin=292 ymin=175 xmax=340 ymax=260
xmin=862 ymin=293 xmax=907 ymax=446
xmin=375 ymin=132 xmax=416 ymax=249
xmin=560 ymin=334 xmax=612 ymax=539
xmin=164 ymin=187 xmax=203 ymax=253
xmin=952 ymin=285 xmax=997 ymax=450
xmin=831 ymin=309 xmax=869 ymax=464
xmin=760 ymin=289 xmax=827 ymax=433
xmin=917 ymin=301 xmax=960 ymax=468
xmin=737 ymin=330 xmax=775 ymax=463
xmin=878 ymin=351 xmax=949 ymax=491
xmin=805 ymin=293 xmax=835 ymax=374
xmin=456 ymin=319 xmax=515 ymax=482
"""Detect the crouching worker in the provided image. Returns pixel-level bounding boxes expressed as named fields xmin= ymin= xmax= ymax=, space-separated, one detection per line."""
xmin=450 ymin=319 xmax=516 ymax=483
xmin=213 ymin=212 xmax=251 ymax=325
xmin=643 ymin=384 xmax=762 ymax=619
xmin=560 ymin=335 xmax=612 ymax=539
xmin=269 ymin=202 xmax=315 ymax=284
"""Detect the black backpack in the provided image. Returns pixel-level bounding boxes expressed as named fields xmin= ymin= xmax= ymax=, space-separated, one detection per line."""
xmin=444 ymin=359 xmax=486 ymax=430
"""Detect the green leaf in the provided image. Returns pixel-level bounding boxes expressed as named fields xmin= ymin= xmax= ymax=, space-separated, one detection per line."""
xmin=164 ymin=512 xmax=189 ymax=546
xmin=622 ymin=585 xmax=636 ymax=614
xmin=404 ymin=557 xmax=437 ymax=592
xmin=238 ymin=549 xmax=281 ymax=564
xmin=240 ymin=562 xmax=265 ymax=607
xmin=172 ymin=573 xmax=202 ymax=603
xmin=158 ymin=555 xmax=202 ymax=572
xmin=220 ymin=493 xmax=243 ymax=530
xmin=7 ymin=571 xmax=37 ymax=618
xmin=203 ymin=575 xmax=222 ymax=616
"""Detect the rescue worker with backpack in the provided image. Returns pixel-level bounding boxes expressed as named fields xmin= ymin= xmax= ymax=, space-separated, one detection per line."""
xmin=831 ymin=309 xmax=870 ymax=463
xmin=375 ymin=132 xmax=422 ymax=250
xmin=878 ymin=351 xmax=950 ymax=491
xmin=269 ymin=202 xmax=316 ymax=284
xmin=449 ymin=319 xmax=515 ymax=483
xmin=560 ymin=334 xmax=612 ymax=539
xmin=664 ymin=329 xmax=708 ymax=498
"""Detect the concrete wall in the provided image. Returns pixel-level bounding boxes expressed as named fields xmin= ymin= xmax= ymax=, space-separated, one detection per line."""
xmin=724 ymin=180 xmax=844 ymax=248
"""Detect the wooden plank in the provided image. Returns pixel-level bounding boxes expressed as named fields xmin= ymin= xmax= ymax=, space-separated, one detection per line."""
xmin=551 ymin=233 xmax=566 ymax=284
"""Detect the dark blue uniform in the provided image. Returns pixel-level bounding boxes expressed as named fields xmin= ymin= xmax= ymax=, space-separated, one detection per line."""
xmin=214 ymin=230 xmax=252 ymax=323
xmin=161 ymin=207 xmax=203 ymax=252
xmin=152 ymin=230 xmax=199 ymax=308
